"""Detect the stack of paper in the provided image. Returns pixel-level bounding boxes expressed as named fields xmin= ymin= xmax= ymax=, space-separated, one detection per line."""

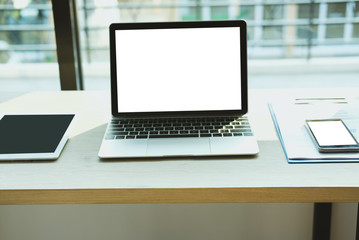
xmin=268 ymin=98 xmax=359 ymax=163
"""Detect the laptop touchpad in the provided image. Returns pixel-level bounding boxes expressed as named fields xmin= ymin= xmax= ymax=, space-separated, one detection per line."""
xmin=147 ymin=138 xmax=210 ymax=156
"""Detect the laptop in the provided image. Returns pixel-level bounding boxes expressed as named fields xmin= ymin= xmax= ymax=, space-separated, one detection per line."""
xmin=98 ymin=20 xmax=259 ymax=158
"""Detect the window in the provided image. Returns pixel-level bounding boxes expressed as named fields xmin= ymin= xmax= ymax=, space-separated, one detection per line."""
xmin=326 ymin=24 xmax=344 ymax=39
xmin=355 ymin=2 xmax=359 ymax=17
xmin=238 ymin=5 xmax=254 ymax=20
xmin=210 ymin=6 xmax=228 ymax=20
xmin=2 ymin=0 xmax=358 ymax=91
xmin=263 ymin=5 xmax=283 ymax=20
xmin=262 ymin=26 xmax=283 ymax=40
xmin=181 ymin=7 xmax=198 ymax=21
xmin=297 ymin=4 xmax=319 ymax=19
xmin=297 ymin=25 xmax=318 ymax=40
xmin=73 ymin=0 xmax=359 ymax=89
xmin=327 ymin=2 xmax=346 ymax=18
xmin=0 ymin=0 xmax=59 ymax=92
xmin=354 ymin=23 xmax=359 ymax=38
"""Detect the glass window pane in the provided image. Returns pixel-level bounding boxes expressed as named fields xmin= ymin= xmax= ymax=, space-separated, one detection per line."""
xmin=355 ymin=2 xmax=359 ymax=17
xmin=297 ymin=25 xmax=318 ymax=40
xmin=263 ymin=26 xmax=283 ymax=40
xmin=0 ymin=0 xmax=59 ymax=92
xmin=297 ymin=4 xmax=319 ymax=19
xmin=76 ymin=0 xmax=359 ymax=89
xmin=180 ymin=7 xmax=198 ymax=21
xmin=263 ymin=5 xmax=283 ymax=20
xmin=326 ymin=24 xmax=344 ymax=38
xmin=353 ymin=23 xmax=359 ymax=38
xmin=238 ymin=5 xmax=254 ymax=20
xmin=247 ymin=27 xmax=254 ymax=41
xmin=211 ymin=6 xmax=228 ymax=20
xmin=327 ymin=2 xmax=346 ymax=18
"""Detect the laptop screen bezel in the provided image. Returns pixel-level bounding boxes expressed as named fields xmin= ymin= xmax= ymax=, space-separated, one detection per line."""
xmin=109 ymin=20 xmax=248 ymax=118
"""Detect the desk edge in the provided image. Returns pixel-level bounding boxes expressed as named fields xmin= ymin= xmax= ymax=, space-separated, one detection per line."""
xmin=0 ymin=187 xmax=358 ymax=205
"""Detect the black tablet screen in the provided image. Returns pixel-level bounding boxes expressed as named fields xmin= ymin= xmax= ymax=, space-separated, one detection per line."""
xmin=0 ymin=114 xmax=75 ymax=154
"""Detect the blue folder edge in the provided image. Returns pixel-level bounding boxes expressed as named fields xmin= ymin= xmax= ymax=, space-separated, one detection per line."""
xmin=268 ymin=103 xmax=359 ymax=163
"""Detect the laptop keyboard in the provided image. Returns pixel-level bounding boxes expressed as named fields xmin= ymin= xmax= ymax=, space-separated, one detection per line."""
xmin=105 ymin=116 xmax=253 ymax=140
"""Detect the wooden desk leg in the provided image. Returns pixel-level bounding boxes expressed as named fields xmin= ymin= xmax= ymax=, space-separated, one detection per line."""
xmin=312 ymin=203 xmax=332 ymax=240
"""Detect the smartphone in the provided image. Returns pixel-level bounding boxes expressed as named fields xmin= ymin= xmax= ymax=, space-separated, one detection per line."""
xmin=305 ymin=119 xmax=359 ymax=153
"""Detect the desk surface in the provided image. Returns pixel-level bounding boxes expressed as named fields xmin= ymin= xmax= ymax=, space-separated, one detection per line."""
xmin=1 ymin=89 xmax=359 ymax=205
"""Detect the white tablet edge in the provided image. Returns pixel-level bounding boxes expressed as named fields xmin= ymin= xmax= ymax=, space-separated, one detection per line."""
xmin=0 ymin=113 xmax=78 ymax=161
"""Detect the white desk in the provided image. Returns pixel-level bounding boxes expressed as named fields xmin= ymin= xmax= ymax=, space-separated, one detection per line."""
xmin=0 ymin=89 xmax=358 ymax=205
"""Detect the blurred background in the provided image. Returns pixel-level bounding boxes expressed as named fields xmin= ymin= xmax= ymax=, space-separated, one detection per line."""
xmin=0 ymin=0 xmax=358 ymax=90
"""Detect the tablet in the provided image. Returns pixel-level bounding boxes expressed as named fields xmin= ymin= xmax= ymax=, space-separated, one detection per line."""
xmin=0 ymin=114 xmax=76 ymax=161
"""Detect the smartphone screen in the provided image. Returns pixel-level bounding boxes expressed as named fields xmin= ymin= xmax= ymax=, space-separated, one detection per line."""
xmin=306 ymin=119 xmax=359 ymax=151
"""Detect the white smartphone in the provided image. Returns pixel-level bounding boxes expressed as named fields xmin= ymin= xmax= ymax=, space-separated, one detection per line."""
xmin=305 ymin=119 xmax=359 ymax=153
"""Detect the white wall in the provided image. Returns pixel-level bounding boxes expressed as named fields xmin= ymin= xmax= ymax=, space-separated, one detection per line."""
xmin=0 ymin=203 xmax=314 ymax=240
xmin=0 ymin=203 xmax=356 ymax=239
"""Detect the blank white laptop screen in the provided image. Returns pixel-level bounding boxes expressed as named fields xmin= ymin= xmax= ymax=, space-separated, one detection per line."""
xmin=115 ymin=27 xmax=242 ymax=113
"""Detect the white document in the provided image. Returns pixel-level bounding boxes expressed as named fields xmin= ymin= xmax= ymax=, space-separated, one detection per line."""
xmin=269 ymin=98 xmax=359 ymax=162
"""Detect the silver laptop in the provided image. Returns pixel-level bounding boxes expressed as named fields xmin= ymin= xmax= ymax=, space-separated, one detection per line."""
xmin=98 ymin=20 xmax=259 ymax=158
